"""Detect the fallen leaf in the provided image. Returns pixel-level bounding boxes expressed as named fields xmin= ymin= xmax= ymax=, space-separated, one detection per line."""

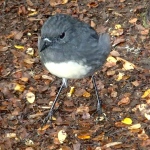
xmin=110 ymin=50 xmax=120 ymax=57
xmin=26 ymin=48 xmax=34 ymax=56
xmin=26 ymin=0 xmax=34 ymax=6
xmin=87 ymin=2 xmax=99 ymax=8
xmin=76 ymin=106 xmax=89 ymax=114
xmin=6 ymin=133 xmax=16 ymax=138
xmin=14 ymin=31 xmax=23 ymax=40
xmin=140 ymin=29 xmax=149 ymax=35
xmin=129 ymin=18 xmax=137 ymax=24
xmin=115 ymin=24 xmax=122 ymax=29
xmin=118 ymin=96 xmax=130 ymax=106
xmin=132 ymin=80 xmax=140 ymax=87
xmin=0 ymin=46 xmax=8 ymax=52
xmin=116 ymin=72 xmax=124 ymax=81
xmin=50 ymin=0 xmax=68 ymax=7
xmin=142 ymin=89 xmax=150 ymax=98
xmin=107 ymin=70 xmax=115 ymax=76
xmin=67 ymin=86 xmax=75 ymax=97
xmin=58 ymin=130 xmax=67 ymax=144
xmin=83 ymin=91 xmax=91 ymax=98
xmin=26 ymin=92 xmax=35 ymax=103
xmin=107 ymin=56 xmax=117 ymax=63
xmin=14 ymin=45 xmax=24 ymax=50
xmin=14 ymin=83 xmax=25 ymax=92
xmin=77 ymin=131 xmax=91 ymax=140
xmin=121 ymin=117 xmax=132 ymax=125
xmin=123 ymin=61 xmax=135 ymax=70
xmin=128 ymin=123 xmax=141 ymax=129
xmin=110 ymin=29 xmax=124 ymax=36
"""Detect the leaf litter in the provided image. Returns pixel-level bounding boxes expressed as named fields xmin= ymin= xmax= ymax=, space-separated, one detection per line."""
xmin=0 ymin=0 xmax=150 ymax=149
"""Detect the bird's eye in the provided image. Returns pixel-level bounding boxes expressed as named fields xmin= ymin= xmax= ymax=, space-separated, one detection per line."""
xmin=59 ymin=32 xmax=65 ymax=39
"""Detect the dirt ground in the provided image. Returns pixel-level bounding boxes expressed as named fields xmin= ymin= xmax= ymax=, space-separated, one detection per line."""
xmin=0 ymin=0 xmax=150 ymax=150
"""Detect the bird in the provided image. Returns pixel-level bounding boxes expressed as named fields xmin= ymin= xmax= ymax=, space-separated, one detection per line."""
xmin=38 ymin=14 xmax=111 ymax=124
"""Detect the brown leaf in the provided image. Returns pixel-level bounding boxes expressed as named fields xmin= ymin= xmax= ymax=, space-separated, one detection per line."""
xmin=132 ymin=80 xmax=140 ymax=87
xmin=49 ymin=0 xmax=68 ymax=7
xmin=113 ymin=37 xmax=125 ymax=47
xmin=129 ymin=18 xmax=137 ymax=24
xmin=87 ymin=2 xmax=99 ymax=8
xmin=18 ymin=5 xmax=27 ymax=15
xmin=0 ymin=46 xmax=8 ymax=52
xmin=14 ymin=31 xmax=23 ymax=40
xmin=110 ymin=50 xmax=120 ymax=57
xmin=118 ymin=97 xmax=130 ymax=106
xmin=26 ymin=0 xmax=34 ymax=6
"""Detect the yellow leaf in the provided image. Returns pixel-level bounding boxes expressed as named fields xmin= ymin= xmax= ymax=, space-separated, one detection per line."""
xmin=107 ymin=56 xmax=117 ymax=63
xmin=14 ymin=83 xmax=25 ymax=92
xmin=83 ymin=91 xmax=91 ymax=98
xmin=142 ymin=89 xmax=150 ymax=98
xmin=14 ymin=45 xmax=24 ymax=49
xmin=123 ymin=61 xmax=134 ymax=70
xmin=67 ymin=86 xmax=75 ymax=97
xmin=121 ymin=118 xmax=132 ymax=125
xmin=116 ymin=72 xmax=124 ymax=81
xmin=28 ymin=11 xmax=38 ymax=17
xmin=115 ymin=24 xmax=122 ymax=29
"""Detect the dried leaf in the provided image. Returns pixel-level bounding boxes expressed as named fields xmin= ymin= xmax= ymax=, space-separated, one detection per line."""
xmin=121 ymin=117 xmax=132 ymax=125
xmin=76 ymin=106 xmax=89 ymax=114
xmin=14 ymin=45 xmax=24 ymax=50
xmin=58 ymin=130 xmax=67 ymax=144
xmin=116 ymin=72 xmax=124 ymax=81
xmin=128 ymin=123 xmax=141 ymax=129
xmin=107 ymin=70 xmax=115 ymax=76
xmin=14 ymin=31 xmax=23 ymax=40
xmin=110 ymin=50 xmax=120 ymax=57
xmin=132 ymin=80 xmax=140 ymax=87
xmin=87 ymin=2 xmax=99 ymax=8
xmin=14 ymin=83 xmax=25 ymax=92
xmin=67 ymin=86 xmax=75 ymax=97
xmin=26 ymin=0 xmax=34 ymax=6
xmin=140 ymin=29 xmax=149 ymax=35
xmin=118 ymin=96 xmax=130 ymax=105
xmin=110 ymin=29 xmax=124 ymax=36
xmin=77 ymin=131 xmax=91 ymax=140
xmin=83 ymin=91 xmax=91 ymax=98
xmin=26 ymin=92 xmax=35 ymax=103
xmin=6 ymin=133 xmax=16 ymax=138
xmin=50 ymin=0 xmax=68 ymax=7
xmin=141 ymin=89 xmax=150 ymax=98
xmin=123 ymin=61 xmax=135 ymax=70
xmin=115 ymin=24 xmax=122 ymax=29
xmin=107 ymin=56 xmax=117 ymax=63
xmin=0 ymin=46 xmax=8 ymax=52
xmin=26 ymin=48 xmax=34 ymax=56
xmin=129 ymin=18 xmax=137 ymax=24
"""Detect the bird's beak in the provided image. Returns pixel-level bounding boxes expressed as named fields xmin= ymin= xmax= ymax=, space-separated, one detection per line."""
xmin=40 ymin=38 xmax=52 ymax=52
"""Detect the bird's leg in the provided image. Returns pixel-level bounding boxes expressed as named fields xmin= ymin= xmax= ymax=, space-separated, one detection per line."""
xmin=43 ymin=78 xmax=67 ymax=124
xmin=92 ymin=75 xmax=102 ymax=115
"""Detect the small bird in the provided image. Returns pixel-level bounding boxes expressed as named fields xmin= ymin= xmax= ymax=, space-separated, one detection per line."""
xmin=38 ymin=14 xmax=111 ymax=123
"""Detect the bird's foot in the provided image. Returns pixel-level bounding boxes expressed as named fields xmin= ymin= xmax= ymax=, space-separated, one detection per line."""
xmin=42 ymin=110 xmax=54 ymax=126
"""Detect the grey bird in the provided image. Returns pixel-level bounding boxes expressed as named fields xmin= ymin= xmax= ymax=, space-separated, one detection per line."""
xmin=38 ymin=14 xmax=111 ymax=123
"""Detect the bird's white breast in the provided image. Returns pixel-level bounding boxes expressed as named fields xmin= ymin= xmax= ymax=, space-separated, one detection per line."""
xmin=44 ymin=61 xmax=91 ymax=79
